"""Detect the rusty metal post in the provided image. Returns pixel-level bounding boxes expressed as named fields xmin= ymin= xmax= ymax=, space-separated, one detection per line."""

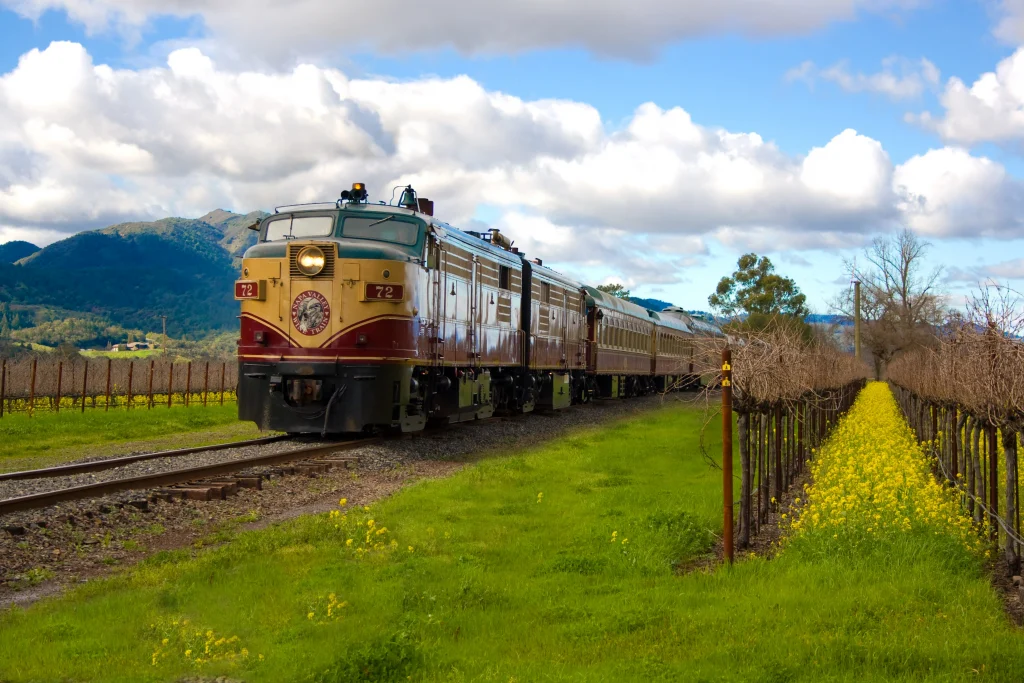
xmin=185 ymin=361 xmax=192 ymax=407
xmin=220 ymin=362 xmax=226 ymax=405
xmin=167 ymin=363 xmax=174 ymax=408
xmin=28 ymin=357 xmax=36 ymax=417
xmin=55 ymin=361 xmax=63 ymax=413
xmin=0 ymin=359 xmax=6 ymax=418
xmin=81 ymin=360 xmax=88 ymax=414
xmin=147 ymin=360 xmax=154 ymax=409
xmin=104 ymin=358 xmax=112 ymax=411
xmin=203 ymin=361 xmax=209 ymax=408
xmin=721 ymin=348 xmax=734 ymax=564
xmin=126 ymin=361 xmax=134 ymax=409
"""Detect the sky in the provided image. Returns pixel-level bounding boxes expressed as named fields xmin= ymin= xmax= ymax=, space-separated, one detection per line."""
xmin=3 ymin=1 xmax=1024 ymax=313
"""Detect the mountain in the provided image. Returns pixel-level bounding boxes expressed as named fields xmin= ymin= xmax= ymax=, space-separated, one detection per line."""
xmin=628 ymin=296 xmax=672 ymax=311
xmin=0 ymin=210 xmax=267 ymax=340
xmin=0 ymin=241 xmax=39 ymax=264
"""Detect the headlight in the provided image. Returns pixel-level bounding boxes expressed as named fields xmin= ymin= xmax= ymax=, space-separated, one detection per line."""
xmin=296 ymin=246 xmax=325 ymax=276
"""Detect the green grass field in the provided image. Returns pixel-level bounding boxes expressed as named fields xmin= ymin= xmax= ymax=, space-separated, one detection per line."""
xmin=0 ymin=402 xmax=1021 ymax=682
xmin=0 ymin=404 xmax=265 ymax=472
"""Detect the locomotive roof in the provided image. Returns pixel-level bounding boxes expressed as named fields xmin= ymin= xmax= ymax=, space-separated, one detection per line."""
xmin=583 ymin=285 xmax=653 ymax=320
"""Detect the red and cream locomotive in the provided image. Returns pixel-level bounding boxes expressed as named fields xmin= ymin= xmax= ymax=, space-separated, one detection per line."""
xmin=235 ymin=184 xmax=706 ymax=434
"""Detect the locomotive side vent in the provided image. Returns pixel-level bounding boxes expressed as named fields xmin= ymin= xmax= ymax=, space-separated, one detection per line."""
xmin=289 ymin=243 xmax=336 ymax=278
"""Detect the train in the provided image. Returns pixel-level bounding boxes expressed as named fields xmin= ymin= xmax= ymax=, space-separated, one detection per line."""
xmin=235 ymin=183 xmax=723 ymax=435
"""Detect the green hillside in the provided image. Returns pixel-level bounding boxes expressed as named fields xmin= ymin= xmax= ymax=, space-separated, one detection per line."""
xmin=0 ymin=210 xmax=267 ymax=344
xmin=0 ymin=240 xmax=39 ymax=264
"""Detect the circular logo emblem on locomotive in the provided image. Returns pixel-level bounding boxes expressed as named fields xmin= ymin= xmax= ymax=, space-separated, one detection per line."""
xmin=291 ymin=290 xmax=330 ymax=336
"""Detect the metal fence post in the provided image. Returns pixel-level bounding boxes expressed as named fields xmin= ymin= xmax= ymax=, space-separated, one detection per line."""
xmin=722 ymin=347 xmax=734 ymax=565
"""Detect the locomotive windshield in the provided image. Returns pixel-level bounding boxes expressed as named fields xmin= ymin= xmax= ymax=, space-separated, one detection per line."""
xmin=264 ymin=215 xmax=335 ymax=241
xmin=341 ymin=215 xmax=419 ymax=246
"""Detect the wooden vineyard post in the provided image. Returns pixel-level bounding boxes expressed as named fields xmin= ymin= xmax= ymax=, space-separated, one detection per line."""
xmin=81 ymin=360 xmax=88 ymax=414
xmin=951 ymin=406 xmax=958 ymax=481
xmin=738 ymin=410 xmax=750 ymax=550
xmin=104 ymin=359 xmax=112 ymax=411
xmin=55 ymin=361 xmax=63 ymax=412
xmin=0 ymin=359 xmax=5 ymax=418
xmin=773 ymin=403 xmax=783 ymax=502
xmin=203 ymin=361 xmax=209 ymax=407
xmin=126 ymin=361 xmax=134 ymax=409
xmin=220 ymin=362 xmax=226 ymax=405
xmin=185 ymin=362 xmax=192 ymax=407
xmin=1004 ymin=429 xmax=1020 ymax=574
xmin=721 ymin=348 xmax=734 ymax=565
xmin=147 ymin=360 xmax=155 ymax=409
xmin=990 ymin=424 xmax=999 ymax=542
xmin=29 ymin=357 xmax=37 ymax=417
xmin=167 ymin=363 xmax=174 ymax=409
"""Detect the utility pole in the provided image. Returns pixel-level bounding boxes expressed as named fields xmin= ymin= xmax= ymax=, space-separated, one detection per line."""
xmin=852 ymin=280 xmax=861 ymax=362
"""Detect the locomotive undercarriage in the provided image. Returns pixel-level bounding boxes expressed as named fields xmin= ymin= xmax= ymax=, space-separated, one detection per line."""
xmin=240 ymin=360 xmax=693 ymax=436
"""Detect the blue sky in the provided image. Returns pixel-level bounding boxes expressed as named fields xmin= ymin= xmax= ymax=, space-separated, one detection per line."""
xmin=2 ymin=0 xmax=1024 ymax=313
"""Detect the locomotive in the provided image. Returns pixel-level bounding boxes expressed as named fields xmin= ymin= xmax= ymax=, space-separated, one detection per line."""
xmin=235 ymin=184 xmax=714 ymax=435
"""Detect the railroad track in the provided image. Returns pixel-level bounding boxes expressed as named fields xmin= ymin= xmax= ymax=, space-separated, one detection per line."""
xmin=0 ymin=435 xmax=291 ymax=482
xmin=0 ymin=438 xmax=379 ymax=517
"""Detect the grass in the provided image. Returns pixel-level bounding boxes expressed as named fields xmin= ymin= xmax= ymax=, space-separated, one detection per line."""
xmin=0 ymin=404 xmax=267 ymax=472
xmin=0 ymin=400 xmax=1022 ymax=681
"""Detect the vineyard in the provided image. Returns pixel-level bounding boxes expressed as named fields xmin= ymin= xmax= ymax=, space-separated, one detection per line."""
xmin=0 ymin=357 xmax=238 ymax=415
xmin=887 ymin=313 xmax=1024 ymax=577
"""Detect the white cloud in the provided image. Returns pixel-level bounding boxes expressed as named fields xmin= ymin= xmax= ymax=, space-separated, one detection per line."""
xmin=1 ymin=42 xmax=1023 ymax=286
xmin=787 ymin=56 xmax=940 ymax=100
xmin=911 ymin=47 xmax=1024 ymax=146
xmin=894 ymin=147 xmax=1024 ymax=238
xmin=1 ymin=0 xmax=925 ymax=62
xmin=983 ymin=258 xmax=1024 ymax=278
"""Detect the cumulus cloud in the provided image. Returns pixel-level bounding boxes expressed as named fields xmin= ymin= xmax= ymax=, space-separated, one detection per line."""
xmin=1 ymin=42 xmax=1023 ymax=286
xmin=2 ymin=0 xmax=925 ymax=62
xmin=786 ymin=56 xmax=940 ymax=100
xmin=911 ymin=47 xmax=1024 ymax=146
xmin=894 ymin=147 xmax=1024 ymax=237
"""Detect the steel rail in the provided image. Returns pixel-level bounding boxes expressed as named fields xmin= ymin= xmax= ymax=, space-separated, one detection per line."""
xmin=0 ymin=435 xmax=291 ymax=482
xmin=0 ymin=438 xmax=379 ymax=516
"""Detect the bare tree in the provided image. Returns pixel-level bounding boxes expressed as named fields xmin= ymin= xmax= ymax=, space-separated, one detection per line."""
xmin=834 ymin=229 xmax=945 ymax=378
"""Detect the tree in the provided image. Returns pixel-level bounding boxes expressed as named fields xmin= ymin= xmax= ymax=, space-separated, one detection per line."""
xmin=709 ymin=254 xmax=808 ymax=327
xmin=597 ymin=283 xmax=631 ymax=299
xmin=834 ymin=229 xmax=944 ymax=378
